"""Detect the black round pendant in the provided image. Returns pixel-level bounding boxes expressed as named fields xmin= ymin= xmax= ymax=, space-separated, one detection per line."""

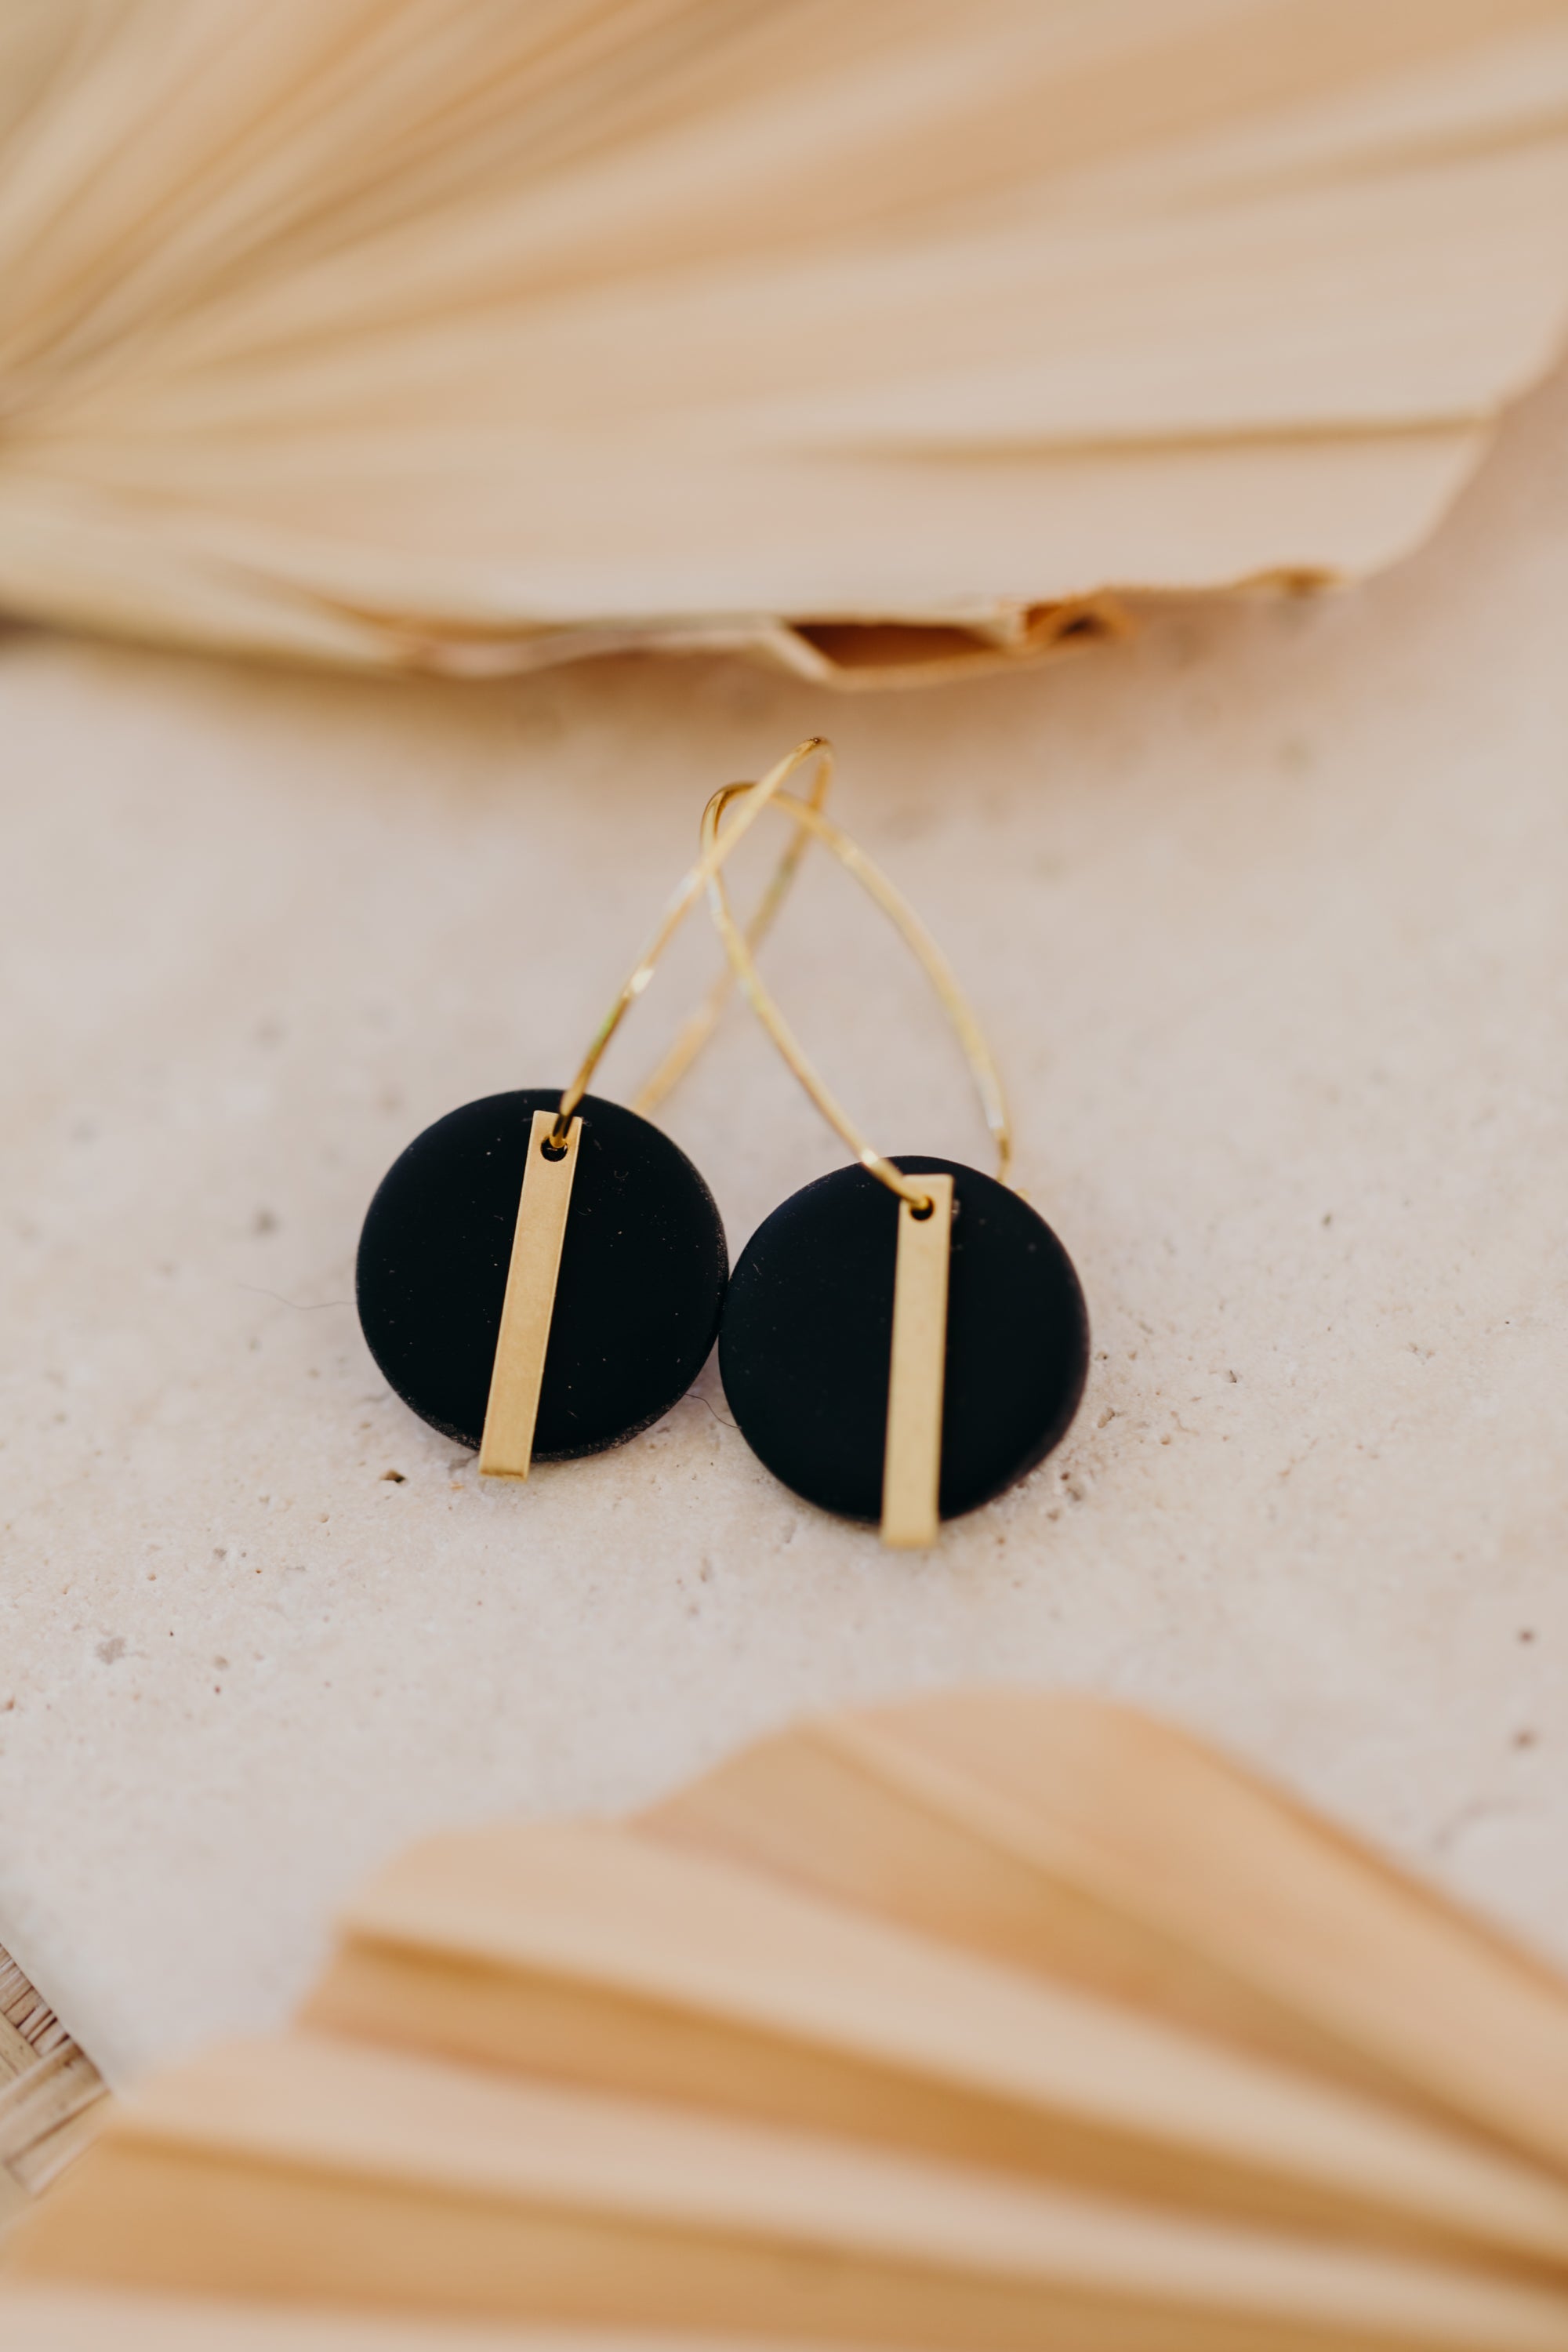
xmin=719 ymin=1156 xmax=1087 ymax=1524
xmin=357 ymin=1090 xmax=727 ymax=1458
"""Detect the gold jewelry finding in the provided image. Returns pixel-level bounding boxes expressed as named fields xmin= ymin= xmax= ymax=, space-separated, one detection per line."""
xmin=694 ymin=771 xmax=1014 ymax=1210
xmin=550 ymin=737 xmax=833 ymax=1143
xmin=481 ymin=735 xmax=831 ymax=1483
xmin=633 ymin=748 xmax=833 ymax=1121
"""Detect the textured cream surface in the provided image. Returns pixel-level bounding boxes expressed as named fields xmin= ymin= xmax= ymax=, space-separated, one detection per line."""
xmin=2 ymin=372 xmax=1566 ymax=2088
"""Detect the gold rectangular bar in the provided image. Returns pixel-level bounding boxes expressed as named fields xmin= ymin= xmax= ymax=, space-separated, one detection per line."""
xmin=477 ymin=1109 xmax=581 ymax=1480
xmin=880 ymin=1172 xmax=953 ymax=1548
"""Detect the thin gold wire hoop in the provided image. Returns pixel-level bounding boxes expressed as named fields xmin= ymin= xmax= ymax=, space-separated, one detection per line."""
xmin=550 ymin=738 xmax=831 ymax=1145
xmin=699 ymin=778 xmax=1014 ymax=1209
xmin=632 ymin=748 xmax=833 ymax=1121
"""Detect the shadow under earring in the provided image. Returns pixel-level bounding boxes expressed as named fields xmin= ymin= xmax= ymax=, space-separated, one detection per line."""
xmin=355 ymin=740 xmax=831 ymax=1477
xmin=707 ymin=775 xmax=1089 ymax=1547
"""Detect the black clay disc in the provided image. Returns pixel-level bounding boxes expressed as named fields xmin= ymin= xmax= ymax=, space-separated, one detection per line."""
xmin=356 ymin=1090 xmax=726 ymax=1458
xmin=719 ymin=1156 xmax=1087 ymax=1524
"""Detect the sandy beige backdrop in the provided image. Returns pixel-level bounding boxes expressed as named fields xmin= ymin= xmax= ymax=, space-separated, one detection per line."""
xmin=3 ymin=368 xmax=1566 ymax=2089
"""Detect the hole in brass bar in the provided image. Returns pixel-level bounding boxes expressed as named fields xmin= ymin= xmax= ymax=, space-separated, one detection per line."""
xmin=909 ymin=1196 xmax=935 ymax=1220
xmin=540 ymin=1135 xmax=569 ymax=1161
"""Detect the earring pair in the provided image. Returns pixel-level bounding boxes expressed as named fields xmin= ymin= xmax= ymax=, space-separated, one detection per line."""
xmin=356 ymin=740 xmax=1088 ymax=1544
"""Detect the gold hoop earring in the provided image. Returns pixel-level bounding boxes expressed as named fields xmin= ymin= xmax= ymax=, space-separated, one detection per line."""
xmin=709 ymin=755 xmax=1088 ymax=1548
xmin=356 ymin=739 xmax=830 ymax=1483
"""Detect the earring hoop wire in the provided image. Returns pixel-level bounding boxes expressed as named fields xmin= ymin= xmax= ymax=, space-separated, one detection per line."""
xmin=696 ymin=773 xmax=1014 ymax=1209
xmin=551 ymin=737 xmax=832 ymax=1142
xmin=632 ymin=749 xmax=833 ymax=1122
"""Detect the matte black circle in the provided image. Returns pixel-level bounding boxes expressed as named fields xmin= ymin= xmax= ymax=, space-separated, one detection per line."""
xmin=719 ymin=1157 xmax=1088 ymax=1524
xmin=357 ymin=1091 xmax=727 ymax=1458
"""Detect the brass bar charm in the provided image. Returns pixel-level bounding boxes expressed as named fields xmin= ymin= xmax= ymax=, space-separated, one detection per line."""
xmin=880 ymin=1173 xmax=953 ymax=1548
xmin=478 ymin=1109 xmax=582 ymax=1479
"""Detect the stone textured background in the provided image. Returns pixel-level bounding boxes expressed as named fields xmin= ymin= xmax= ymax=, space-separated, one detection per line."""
xmin=3 ymin=369 xmax=1566 ymax=2086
